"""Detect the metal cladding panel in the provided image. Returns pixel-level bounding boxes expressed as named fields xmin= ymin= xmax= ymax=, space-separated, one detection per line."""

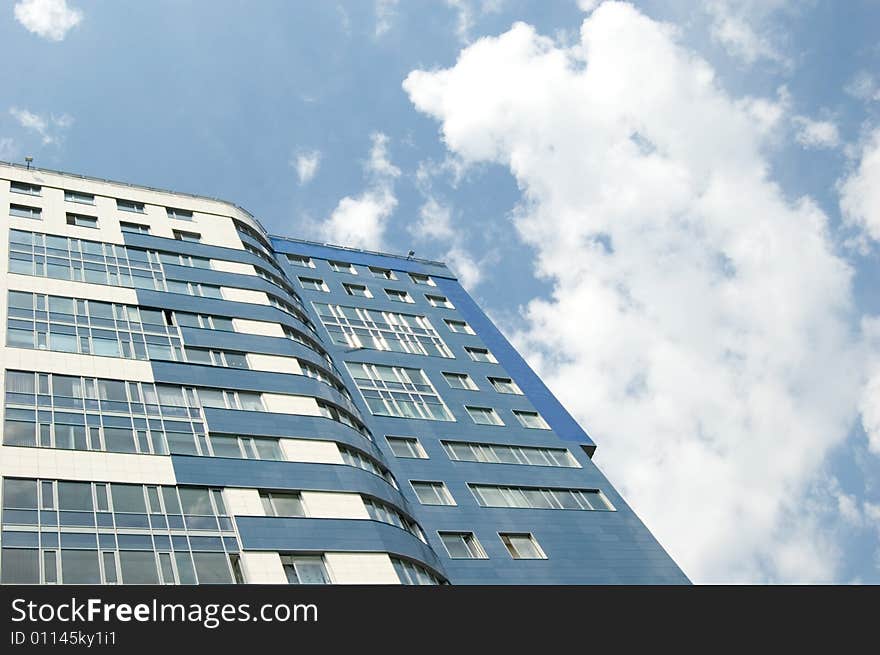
xmin=236 ymin=516 xmax=444 ymax=573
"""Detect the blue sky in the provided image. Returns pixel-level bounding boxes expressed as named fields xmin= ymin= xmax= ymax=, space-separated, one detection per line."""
xmin=3 ymin=0 xmax=880 ymax=583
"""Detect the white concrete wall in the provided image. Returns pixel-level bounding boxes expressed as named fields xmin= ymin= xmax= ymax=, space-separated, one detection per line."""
xmin=247 ymin=353 xmax=302 ymax=375
xmin=301 ymin=491 xmax=369 ymax=519
xmin=324 ymin=553 xmax=400 ymax=584
xmin=280 ymin=438 xmax=342 ymax=464
xmin=233 ymin=318 xmax=285 ymax=338
xmin=262 ymin=394 xmax=322 ymax=416
xmin=212 ymin=260 xmax=257 ymax=276
xmin=0 ymin=445 xmax=175 ymax=484
xmin=221 ymin=287 xmax=270 ymax=305
xmin=238 ymin=552 xmax=287 ymax=584
xmin=224 ymin=488 xmax=266 ymax=516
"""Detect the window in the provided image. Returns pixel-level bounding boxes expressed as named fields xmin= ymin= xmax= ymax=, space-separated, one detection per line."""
xmin=120 ymin=221 xmax=150 ymax=234
xmin=426 ymin=294 xmax=453 ymax=309
xmin=466 ymin=406 xmax=504 ymax=426
xmin=208 ymin=435 xmax=282 ymax=460
xmin=489 ymin=377 xmax=522 ymax=394
xmin=173 ymin=230 xmax=201 ymax=242
xmin=443 ymin=440 xmax=578 ymax=467
xmin=286 ymin=254 xmax=314 ymax=268
xmin=66 ymin=213 xmax=98 ymax=228
xmin=385 ymin=289 xmax=414 ymax=303
xmin=347 ymin=362 xmax=454 ymax=421
xmin=513 ymin=410 xmax=550 ymax=430
xmin=386 ymin=436 xmax=427 ymax=459
xmin=10 ymin=204 xmax=41 ymax=220
xmin=299 ymin=277 xmax=328 ymax=292
xmin=442 ymin=372 xmax=478 ymax=391
xmin=10 ymin=182 xmax=41 ymax=196
xmin=369 ymin=267 xmax=395 ymax=280
xmin=260 ymin=492 xmax=306 ymax=517
xmin=470 ymin=484 xmax=614 ymax=511
xmin=466 ymin=346 xmax=497 ymax=363
xmin=64 ymin=190 xmax=94 ymax=204
xmin=500 ymin=533 xmax=546 ymax=559
xmin=444 ymin=319 xmax=474 ymax=334
xmin=329 ymin=261 xmax=357 ymax=274
xmin=439 ymin=532 xmax=487 ymax=559
xmin=7 ymin=291 xmax=184 ymax=362
xmin=391 ymin=557 xmax=444 ymax=585
xmin=184 ymin=348 xmax=250 ymax=369
xmin=166 ymin=207 xmax=193 ymax=221
xmin=281 ymin=555 xmax=330 ymax=584
xmin=340 ymin=447 xmax=396 ymax=486
xmin=313 ymin=303 xmax=453 ymax=358
xmin=411 ymin=481 xmax=455 ymax=506
xmin=0 ymin=478 xmax=240 ymax=584
xmin=116 ymin=199 xmax=145 ymax=213
xmin=410 ymin=273 xmax=436 ymax=286
xmin=364 ymin=498 xmax=425 ymax=540
xmin=343 ymin=283 xmax=372 ymax=298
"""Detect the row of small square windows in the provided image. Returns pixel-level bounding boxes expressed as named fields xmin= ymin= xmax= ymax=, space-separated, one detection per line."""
xmin=299 ymin=275 xmax=453 ymax=307
xmin=9 ymin=181 xmax=197 ymax=221
xmin=10 ymin=201 xmax=203 ymax=243
xmin=287 ymin=254 xmax=438 ymax=286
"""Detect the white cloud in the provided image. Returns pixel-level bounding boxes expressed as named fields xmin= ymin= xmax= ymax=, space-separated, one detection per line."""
xmin=446 ymin=0 xmax=505 ymax=43
xmin=703 ymin=0 xmax=792 ymax=67
xmin=0 ymin=138 xmax=16 ymax=160
xmin=316 ymin=133 xmax=400 ymax=250
xmin=292 ymin=150 xmax=321 ymax=185
xmin=404 ymin=2 xmax=863 ymax=582
xmin=845 ymin=71 xmax=880 ymax=103
xmin=792 ymin=115 xmax=840 ymax=149
xmin=14 ymin=0 xmax=82 ymax=41
xmin=374 ymin=0 xmax=399 ymax=37
xmin=444 ymin=246 xmax=483 ymax=289
xmin=9 ymin=107 xmax=72 ymax=145
xmin=412 ymin=197 xmax=455 ymax=241
xmin=839 ymin=127 xmax=880 ymax=244
xmin=576 ymin=0 xmax=600 ymax=12
xmin=859 ymin=316 xmax=880 ymax=454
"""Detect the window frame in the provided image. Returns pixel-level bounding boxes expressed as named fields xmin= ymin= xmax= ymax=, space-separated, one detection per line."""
xmin=410 ymin=480 xmax=456 ymax=506
xmin=385 ymin=435 xmax=428 ymax=459
xmin=438 ymin=531 xmax=488 ymax=559
xmin=499 ymin=532 xmax=547 ymax=559
xmin=465 ymin=406 xmax=504 ymax=426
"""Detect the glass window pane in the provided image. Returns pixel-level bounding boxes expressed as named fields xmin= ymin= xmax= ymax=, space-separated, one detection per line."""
xmin=179 ymin=488 xmax=213 ymax=515
xmin=110 ymin=484 xmax=146 ymax=513
xmin=2 ymin=548 xmax=39 ymax=583
xmin=3 ymin=479 xmax=38 ymax=508
xmin=192 ymin=552 xmax=232 ymax=584
xmin=61 ymin=550 xmax=100 ymax=584
xmin=58 ymin=481 xmax=93 ymax=511
xmin=119 ymin=551 xmax=159 ymax=584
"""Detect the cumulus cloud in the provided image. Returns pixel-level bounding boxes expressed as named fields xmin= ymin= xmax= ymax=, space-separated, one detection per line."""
xmin=413 ymin=197 xmax=455 ymax=241
xmin=316 ymin=133 xmax=400 ymax=251
xmin=404 ymin=2 xmax=863 ymax=582
xmin=839 ymin=127 xmax=880 ymax=244
xmin=792 ymin=115 xmax=840 ymax=149
xmin=703 ymin=0 xmax=793 ymax=67
xmin=14 ymin=0 xmax=82 ymax=41
xmin=9 ymin=107 xmax=72 ymax=145
xmin=292 ymin=150 xmax=321 ymax=185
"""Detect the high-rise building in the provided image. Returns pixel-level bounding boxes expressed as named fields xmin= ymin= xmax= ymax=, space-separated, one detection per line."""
xmin=0 ymin=162 xmax=688 ymax=585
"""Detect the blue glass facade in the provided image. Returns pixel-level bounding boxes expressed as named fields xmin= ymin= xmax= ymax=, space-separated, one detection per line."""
xmin=0 ymin=164 xmax=687 ymax=585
